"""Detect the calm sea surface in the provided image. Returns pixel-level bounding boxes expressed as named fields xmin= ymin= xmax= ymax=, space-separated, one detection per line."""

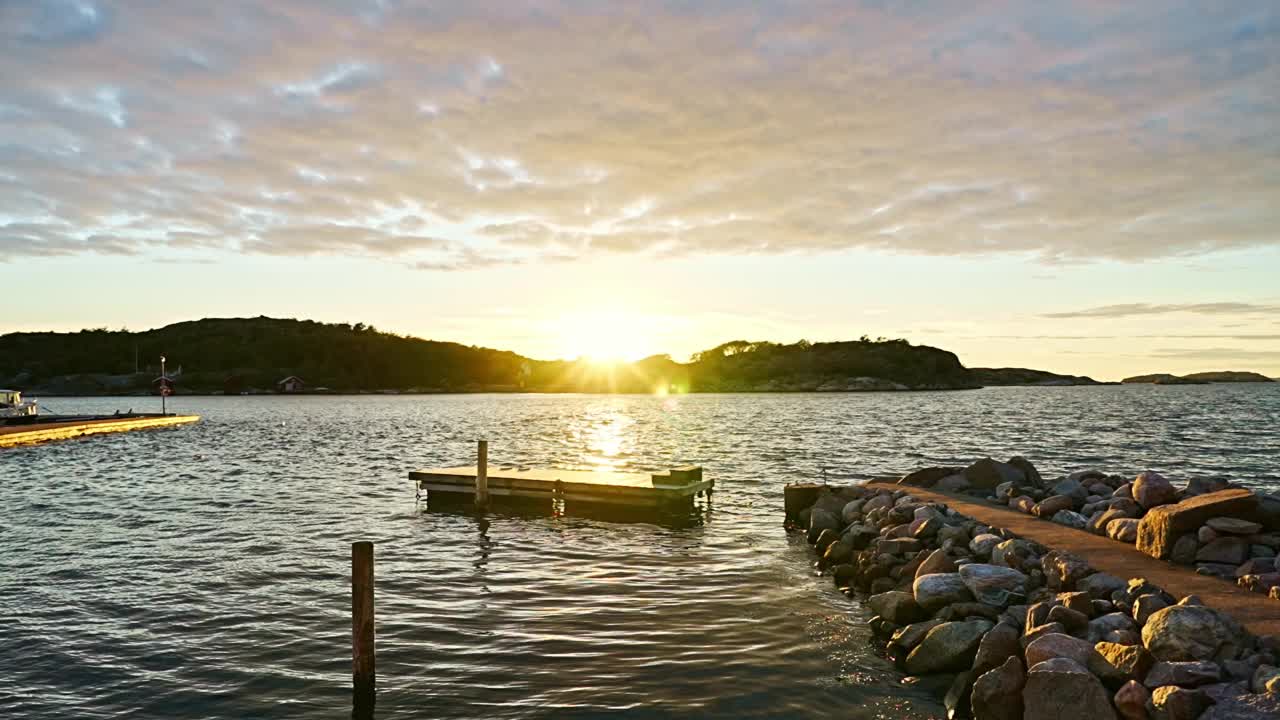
xmin=3 ymin=387 xmax=1279 ymax=719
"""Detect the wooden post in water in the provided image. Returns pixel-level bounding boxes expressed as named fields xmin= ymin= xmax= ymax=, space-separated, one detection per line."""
xmin=352 ymin=541 xmax=375 ymax=707
xmin=476 ymin=440 xmax=489 ymax=509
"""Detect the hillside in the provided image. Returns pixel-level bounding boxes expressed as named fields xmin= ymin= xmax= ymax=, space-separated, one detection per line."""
xmin=1180 ymin=371 xmax=1274 ymax=383
xmin=968 ymin=367 xmax=1104 ymax=386
xmin=1121 ymin=373 xmax=1209 ymax=385
xmin=0 ymin=318 xmax=979 ymax=395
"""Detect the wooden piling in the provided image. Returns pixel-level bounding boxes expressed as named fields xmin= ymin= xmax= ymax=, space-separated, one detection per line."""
xmin=352 ymin=541 xmax=375 ymax=705
xmin=475 ymin=439 xmax=489 ymax=508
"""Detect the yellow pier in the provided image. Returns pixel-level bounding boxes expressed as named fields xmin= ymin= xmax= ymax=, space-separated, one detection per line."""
xmin=0 ymin=415 xmax=201 ymax=448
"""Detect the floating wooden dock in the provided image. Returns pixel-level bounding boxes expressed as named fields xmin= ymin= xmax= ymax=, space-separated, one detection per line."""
xmin=0 ymin=414 xmax=201 ymax=448
xmin=410 ymin=463 xmax=712 ymax=510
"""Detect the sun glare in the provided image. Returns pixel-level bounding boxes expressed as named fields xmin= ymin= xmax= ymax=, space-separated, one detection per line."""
xmin=553 ymin=310 xmax=660 ymax=363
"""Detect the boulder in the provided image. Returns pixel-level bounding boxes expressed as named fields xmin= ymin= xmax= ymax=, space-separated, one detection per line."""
xmin=971 ymin=655 xmax=1024 ymax=720
xmin=1199 ymin=526 xmax=1220 ymax=544
xmin=1052 ymin=478 xmax=1090 ymax=503
xmin=888 ymin=618 xmax=945 ymax=656
xmin=1035 ymin=495 xmax=1076 ymax=518
xmin=913 ymin=572 xmax=975 ymax=613
xmin=1012 ymin=496 xmax=1036 ymax=514
xmin=1089 ymin=508 xmax=1132 ymax=535
xmin=807 ymin=509 xmax=840 ymax=544
xmin=1137 ymin=489 xmax=1259 ymax=560
xmin=945 ymin=669 xmax=977 ymax=720
xmin=1133 ymin=471 xmax=1178 ymax=509
xmin=867 ymin=591 xmax=926 ymax=625
xmin=904 ymin=619 xmax=994 ymax=675
xmin=1022 ymin=657 xmax=1118 ymax=720
xmin=991 ymin=538 xmax=1032 ymax=568
xmin=1198 ymin=681 xmax=1280 ymax=719
xmin=1078 ymin=573 xmax=1126 ymax=600
xmin=1133 ymin=594 xmax=1171 ymax=627
xmin=1114 ymin=680 xmax=1150 ymax=720
xmin=1205 ymin=516 xmax=1262 ymax=536
xmin=1107 ymin=518 xmax=1140 ymax=543
xmin=841 ymin=499 xmax=865 ymax=525
xmin=898 ymin=466 xmax=962 ymax=487
xmin=915 ymin=548 xmax=958 ymax=579
xmin=959 ymin=564 xmax=1028 ymax=607
xmin=1114 ymin=482 xmax=1134 ymax=500
xmin=1142 ymin=605 xmax=1246 ymax=662
xmin=936 ymin=474 xmax=971 ymax=492
xmin=1088 ymin=612 xmax=1139 ymax=643
xmin=1251 ymin=664 xmax=1280 ymax=694
xmin=1046 ymin=605 xmax=1089 ymax=635
xmin=973 ymin=621 xmax=1021 ymax=673
xmin=965 ymin=457 xmax=1027 ymax=490
xmin=1170 ymin=535 xmax=1200 ymax=564
xmin=1096 ymin=641 xmax=1155 ymax=683
xmin=1200 ymin=536 xmax=1252 ymax=565
xmin=1185 ymin=477 xmax=1231 ymax=497
xmin=1052 ymin=510 xmax=1089 ymax=529
xmin=814 ymin=528 xmax=840 ymax=552
xmin=1148 ymin=685 xmax=1212 ymax=720
xmin=970 ymin=533 xmax=1002 ymax=560
xmin=1042 ymin=550 xmax=1095 ymax=591
xmin=863 ymin=493 xmax=895 ymax=513
xmin=1144 ymin=661 xmax=1221 ymax=688
xmin=1008 ymin=456 xmax=1043 ymax=487
xmin=822 ymin=540 xmax=853 ymax=565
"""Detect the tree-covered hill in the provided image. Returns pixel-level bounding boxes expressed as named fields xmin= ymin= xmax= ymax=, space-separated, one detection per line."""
xmin=0 ymin=317 xmax=978 ymax=394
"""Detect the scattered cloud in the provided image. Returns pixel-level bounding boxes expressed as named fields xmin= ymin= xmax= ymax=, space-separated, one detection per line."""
xmin=1 ymin=1 xmax=1279 ymax=269
xmin=1149 ymin=348 xmax=1280 ymax=362
xmin=1042 ymin=303 xmax=1280 ymax=319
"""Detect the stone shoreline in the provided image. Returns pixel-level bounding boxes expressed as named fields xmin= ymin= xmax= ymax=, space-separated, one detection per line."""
xmin=785 ymin=460 xmax=1280 ymax=720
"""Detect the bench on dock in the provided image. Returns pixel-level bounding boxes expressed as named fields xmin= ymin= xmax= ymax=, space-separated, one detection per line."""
xmin=409 ymin=464 xmax=712 ymax=510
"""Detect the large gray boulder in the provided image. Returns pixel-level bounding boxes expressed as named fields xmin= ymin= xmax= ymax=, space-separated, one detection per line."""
xmin=1143 ymin=661 xmax=1221 ymax=688
xmin=915 ymin=548 xmax=957 ymax=579
xmin=972 ymin=621 xmax=1021 ymax=673
xmin=971 ymin=655 xmax=1024 ymax=720
xmin=1022 ymin=657 xmax=1118 ymax=720
xmin=1136 ymin=489 xmax=1258 ymax=560
xmin=1142 ymin=605 xmax=1246 ymax=662
xmin=913 ymin=572 xmax=974 ymax=612
xmin=1148 ymin=685 xmax=1212 ymax=720
xmin=904 ymin=619 xmax=994 ymax=675
xmin=807 ymin=509 xmax=839 ymax=544
xmin=959 ymin=563 xmax=1028 ymax=607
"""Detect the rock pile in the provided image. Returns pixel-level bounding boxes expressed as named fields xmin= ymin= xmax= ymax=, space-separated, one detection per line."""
xmin=894 ymin=458 xmax=1280 ymax=601
xmin=788 ymin=482 xmax=1280 ymax=720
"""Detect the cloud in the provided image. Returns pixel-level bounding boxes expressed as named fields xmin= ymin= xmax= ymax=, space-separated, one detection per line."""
xmin=1 ymin=1 xmax=1278 ymax=269
xmin=1149 ymin=347 xmax=1280 ymax=362
xmin=1043 ymin=302 xmax=1280 ymax=319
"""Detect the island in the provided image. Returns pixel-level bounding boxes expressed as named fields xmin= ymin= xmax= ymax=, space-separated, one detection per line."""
xmin=967 ymin=367 xmax=1105 ymax=386
xmin=1122 ymin=371 xmax=1273 ymax=385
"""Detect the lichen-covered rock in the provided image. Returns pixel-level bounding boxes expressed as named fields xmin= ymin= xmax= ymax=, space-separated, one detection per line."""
xmin=1114 ymin=680 xmax=1150 ymax=720
xmin=971 ymin=655 xmax=1024 ymax=720
xmin=867 ymin=591 xmax=927 ymax=625
xmin=1144 ymin=660 xmax=1222 ymax=688
xmin=914 ymin=572 xmax=974 ymax=612
xmin=1022 ymin=657 xmax=1118 ymax=720
xmin=904 ymin=619 xmax=994 ymax=675
xmin=1142 ymin=605 xmax=1246 ymax=662
xmin=959 ymin=563 xmax=1028 ymax=607
xmin=1136 ymin=489 xmax=1258 ymax=560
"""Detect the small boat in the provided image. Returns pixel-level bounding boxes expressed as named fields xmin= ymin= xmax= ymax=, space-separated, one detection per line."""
xmin=0 ymin=389 xmax=39 ymax=419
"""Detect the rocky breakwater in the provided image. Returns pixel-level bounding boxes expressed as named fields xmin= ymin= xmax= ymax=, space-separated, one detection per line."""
xmin=785 ymin=482 xmax=1280 ymax=719
xmin=898 ymin=458 xmax=1280 ymax=602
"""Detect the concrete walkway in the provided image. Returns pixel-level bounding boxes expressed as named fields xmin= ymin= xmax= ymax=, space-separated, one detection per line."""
xmin=865 ymin=482 xmax=1280 ymax=638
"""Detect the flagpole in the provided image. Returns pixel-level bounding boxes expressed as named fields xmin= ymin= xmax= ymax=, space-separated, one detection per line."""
xmin=160 ymin=355 xmax=167 ymax=415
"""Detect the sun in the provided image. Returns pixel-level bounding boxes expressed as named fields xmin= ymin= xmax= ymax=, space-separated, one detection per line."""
xmin=552 ymin=309 xmax=660 ymax=363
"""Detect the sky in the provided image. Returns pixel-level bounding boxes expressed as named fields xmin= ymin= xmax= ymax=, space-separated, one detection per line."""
xmin=2 ymin=0 xmax=1279 ymax=381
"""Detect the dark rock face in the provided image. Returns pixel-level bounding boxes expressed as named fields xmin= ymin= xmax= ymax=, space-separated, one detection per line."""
xmin=808 ymin=509 xmax=840 ymax=544
xmin=1195 ymin=536 xmax=1249 ymax=565
xmin=898 ymin=466 xmax=963 ymax=487
xmin=1141 ymin=605 xmax=1246 ymax=662
xmin=971 ymin=655 xmax=1024 ymax=720
xmin=914 ymin=572 xmax=974 ymax=612
xmin=1008 ymin=456 xmax=1043 ymax=487
xmin=915 ymin=548 xmax=958 ymax=579
xmin=1022 ymin=657 xmax=1118 ymax=720
xmin=944 ymin=669 xmax=977 ymax=720
xmin=1143 ymin=661 xmax=1221 ymax=689
xmin=1114 ymin=680 xmax=1150 ymax=720
xmin=972 ymin=621 xmax=1021 ymax=674
xmin=958 ymin=564 xmax=1028 ymax=607
xmin=964 ymin=457 xmax=1026 ymax=490
xmin=1198 ymin=681 xmax=1280 ymax=719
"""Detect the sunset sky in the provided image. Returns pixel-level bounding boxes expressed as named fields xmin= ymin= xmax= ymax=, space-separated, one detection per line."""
xmin=3 ymin=1 xmax=1279 ymax=380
